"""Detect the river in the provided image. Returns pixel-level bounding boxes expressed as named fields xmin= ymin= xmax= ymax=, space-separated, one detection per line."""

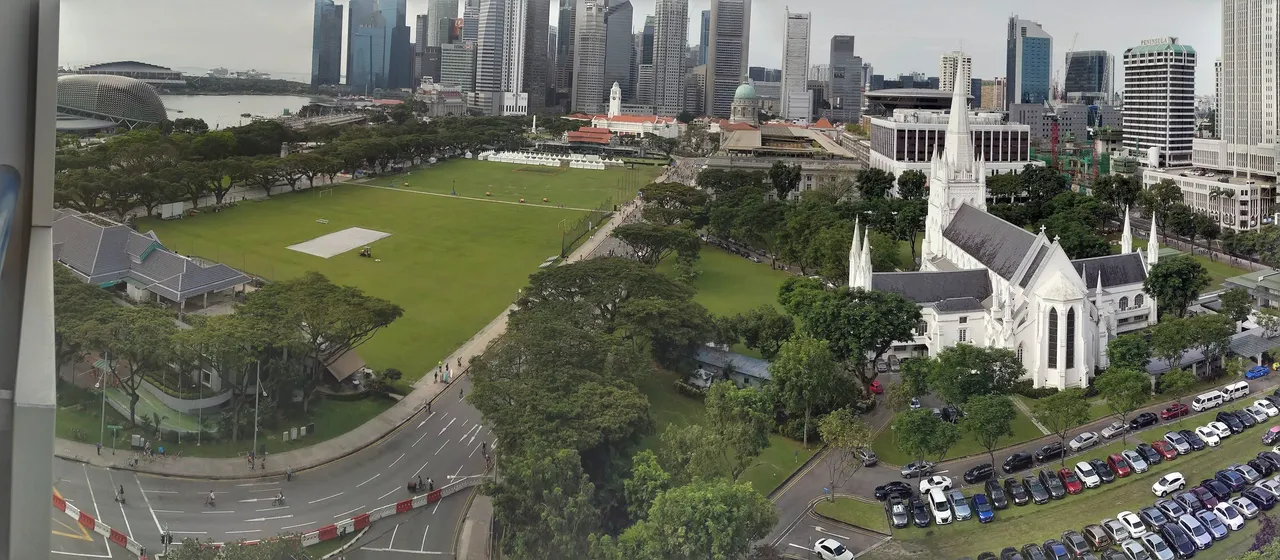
xmin=158 ymin=94 xmax=325 ymax=130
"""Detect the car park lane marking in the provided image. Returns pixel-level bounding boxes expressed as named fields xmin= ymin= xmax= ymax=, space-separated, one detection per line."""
xmin=390 ymin=452 xmax=406 ymax=467
xmin=813 ymin=526 xmax=851 ymax=541
xmin=358 ymin=474 xmax=380 ymax=487
xmin=438 ymin=418 xmax=456 ymax=435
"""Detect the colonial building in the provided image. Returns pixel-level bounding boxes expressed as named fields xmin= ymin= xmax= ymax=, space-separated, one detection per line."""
xmin=848 ymin=65 xmax=1159 ymax=389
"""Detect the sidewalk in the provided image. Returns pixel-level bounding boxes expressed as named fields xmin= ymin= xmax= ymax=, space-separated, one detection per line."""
xmin=455 ymin=495 xmax=493 ymax=560
xmin=54 ymin=195 xmax=643 ymax=479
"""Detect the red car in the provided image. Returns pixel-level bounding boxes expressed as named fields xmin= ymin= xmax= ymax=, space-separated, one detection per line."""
xmin=869 ymin=380 xmax=884 ymax=394
xmin=1107 ymin=453 xmax=1133 ymax=478
xmin=1161 ymin=403 xmax=1190 ymax=420
xmin=1152 ymin=440 xmax=1179 ymax=460
xmin=1057 ymin=468 xmax=1084 ymax=494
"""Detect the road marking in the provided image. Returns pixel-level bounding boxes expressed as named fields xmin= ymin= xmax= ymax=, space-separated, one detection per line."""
xmin=416 ymin=411 xmax=437 ymax=428
xmin=255 ymin=506 xmax=289 ymax=512
xmin=202 ymin=511 xmax=235 ymax=514
xmin=142 ymin=489 xmax=177 ymax=494
xmin=379 ymin=487 xmax=399 ymax=500
xmin=786 ymin=543 xmax=810 ymax=551
xmin=50 ymin=551 xmax=112 ymax=558
xmin=309 ymin=492 xmax=343 ymax=504
xmin=461 ymin=424 xmax=479 ymax=440
xmin=468 ymin=425 xmax=483 ymax=446
xmin=235 ymin=481 xmax=279 ymax=487
xmin=413 ymin=461 xmax=430 ymax=477
xmin=438 ymin=418 xmax=456 ymax=435
xmin=468 ymin=443 xmax=481 ymax=458
xmin=413 ymin=431 xmax=430 ymax=447
xmin=81 ymin=465 xmax=104 ymax=541
xmin=432 ymin=500 xmax=440 ymax=514
xmin=434 ymin=440 xmax=450 ymax=456
xmin=389 ymin=523 xmax=399 ymax=549
xmin=238 ymin=497 xmax=271 ymax=503
xmin=390 ymin=453 xmax=406 ymax=468
xmin=169 ymin=531 xmax=208 ymax=535
xmin=280 ymin=521 xmax=315 ymax=530
xmin=152 ymin=510 xmax=184 ymax=514
xmin=813 ymin=526 xmax=851 ymax=540
xmin=453 ymin=464 xmax=464 ymax=477
xmin=358 ymin=474 xmax=380 ymax=487
xmin=420 ymin=524 xmax=430 ymax=551
xmin=135 ymin=474 xmax=163 ymax=535
xmin=244 ymin=515 xmax=293 ymax=522
xmin=249 ymin=488 xmax=283 ymax=493
xmin=107 ymin=471 xmax=134 ymax=539
xmin=361 ymin=549 xmax=445 ymax=555
xmin=226 ymin=530 xmax=261 ymax=535
xmin=334 ymin=505 xmax=366 ymax=518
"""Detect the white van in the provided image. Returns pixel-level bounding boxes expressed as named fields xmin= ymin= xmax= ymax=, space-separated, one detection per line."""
xmin=1223 ymin=381 xmax=1251 ymax=401
xmin=1192 ymin=391 xmax=1226 ymax=412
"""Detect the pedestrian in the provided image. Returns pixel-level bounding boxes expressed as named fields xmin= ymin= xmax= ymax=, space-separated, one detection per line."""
xmin=459 ymin=389 xmax=464 ymax=401
xmin=457 ymin=357 xmax=461 ymax=368
xmin=428 ymin=478 xmax=434 ymax=491
xmin=97 ymin=442 xmax=102 ymax=456
xmin=434 ymin=372 xmax=439 ymax=383
xmin=427 ymin=402 xmax=432 ymax=414
xmin=286 ymin=466 xmax=294 ymax=481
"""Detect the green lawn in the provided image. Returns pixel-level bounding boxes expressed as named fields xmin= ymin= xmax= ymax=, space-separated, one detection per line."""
xmin=657 ymin=244 xmax=794 ymax=317
xmin=142 ymin=182 xmax=590 ymax=381
xmin=1116 ymin=237 xmax=1248 ymax=292
xmin=893 ymin=399 xmax=1271 ymax=559
xmin=815 ymin=497 xmax=891 ymax=534
xmin=871 ymin=407 xmax=1044 ymax=466
xmin=385 ymin=159 xmax=662 ymax=209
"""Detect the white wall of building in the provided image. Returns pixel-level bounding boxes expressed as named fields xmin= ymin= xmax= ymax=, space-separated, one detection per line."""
xmin=780 ymin=11 xmax=811 ymax=121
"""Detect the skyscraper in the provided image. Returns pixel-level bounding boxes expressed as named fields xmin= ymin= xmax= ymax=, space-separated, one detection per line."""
xmin=698 ymin=10 xmax=710 ymax=66
xmin=427 ymin=0 xmax=458 ymax=47
xmin=706 ymin=0 xmax=750 ymax=117
xmin=572 ymin=0 xmax=608 ymax=113
xmin=653 ymin=0 xmax=689 ymax=116
xmin=1063 ymin=50 xmax=1114 ymax=104
xmin=939 ymin=51 xmax=972 ymax=93
xmin=556 ymin=0 xmax=577 ymax=109
xmin=1123 ymin=37 xmax=1196 ymax=167
xmin=604 ymin=0 xmax=634 ymax=102
xmin=780 ymin=11 xmax=811 ymax=121
xmin=1005 ymin=16 xmax=1052 ymax=107
xmin=824 ymin=35 xmax=860 ymax=124
xmin=473 ymin=0 xmax=506 ymax=113
xmin=1221 ymin=0 xmax=1276 ymax=158
xmin=346 ymin=0 xmax=381 ymax=90
xmin=311 ymin=0 xmax=343 ymax=89
xmin=462 ymin=0 xmax=480 ymax=43
xmin=523 ymin=0 xmax=551 ymax=111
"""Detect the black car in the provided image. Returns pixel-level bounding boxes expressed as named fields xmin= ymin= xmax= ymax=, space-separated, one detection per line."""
xmin=1042 ymin=539 xmax=1071 ymax=560
xmin=977 ymin=553 xmax=997 ymax=560
xmin=888 ymin=497 xmax=910 ymax=529
xmin=941 ymin=405 xmax=966 ymax=424
xmin=1100 ymin=551 xmax=1127 ymax=560
xmin=966 ymin=463 xmax=995 ymax=484
xmin=1235 ymin=409 xmax=1259 ymax=428
xmin=1139 ymin=506 xmax=1171 ymax=532
xmin=1024 ymin=476 xmax=1051 ymax=504
xmin=1039 ymin=469 xmax=1067 ymax=499
xmin=1216 ymin=469 xmax=1248 ymax=492
xmin=1243 ymin=487 xmax=1277 ymax=510
xmin=1000 ymin=547 xmax=1027 ymax=560
xmin=1004 ymin=477 xmax=1031 ymax=506
xmin=1061 ymin=531 xmax=1090 ymax=557
xmin=875 ymin=481 xmax=913 ymax=501
xmin=1130 ymin=412 xmax=1159 ymax=430
xmin=1199 ymin=479 xmax=1232 ymax=501
xmin=909 ymin=496 xmax=930 ymax=527
xmin=1259 ymin=451 xmax=1280 ymax=472
xmin=1179 ymin=429 xmax=1207 ymax=451
xmin=1265 ymin=394 xmax=1280 ymax=409
xmin=985 ymin=479 xmax=1009 ymax=509
xmin=1173 ymin=491 xmax=1205 ymax=513
xmin=1089 ymin=459 xmax=1116 ymax=484
xmin=1252 ymin=458 xmax=1276 ymax=477
xmin=1020 ymin=544 xmax=1049 ymax=560
xmin=1035 ymin=442 xmax=1065 ymax=463
xmin=1137 ymin=443 xmax=1163 ymax=465
xmin=1161 ymin=523 xmax=1197 ymax=559
xmin=1005 ymin=452 xmax=1034 ymax=473
xmin=1217 ymin=411 xmax=1246 ymax=433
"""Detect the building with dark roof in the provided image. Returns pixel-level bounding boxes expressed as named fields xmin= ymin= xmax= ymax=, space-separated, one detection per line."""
xmin=56 ymin=74 xmax=168 ymax=132
xmin=69 ymin=61 xmax=185 ymax=88
xmin=864 ymin=88 xmax=968 ymax=115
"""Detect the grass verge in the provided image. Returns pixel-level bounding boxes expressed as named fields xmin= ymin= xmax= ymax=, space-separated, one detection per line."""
xmin=392 ymin=159 xmax=662 ymax=209
xmin=815 ymin=497 xmax=891 ymax=534
xmin=871 ymin=407 xmax=1044 ymax=466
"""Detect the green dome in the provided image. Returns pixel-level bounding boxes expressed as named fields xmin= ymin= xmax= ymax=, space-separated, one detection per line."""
xmin=734 ymin=82 xmax=759 ymax=100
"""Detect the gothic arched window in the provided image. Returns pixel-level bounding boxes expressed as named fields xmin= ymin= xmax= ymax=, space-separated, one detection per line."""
xmin=1017 ymin=343 xmax=1024 ymax=362
xmin=1065 ymin=308 xmax=1076 ymax=369
xmin=1134 ymin=294 xmax=1145 ymax=308
xmin=1048 ymin=309 xmax=1059 ymax=369
xmin=1119 ymin=296 xmax=1129 ymax=311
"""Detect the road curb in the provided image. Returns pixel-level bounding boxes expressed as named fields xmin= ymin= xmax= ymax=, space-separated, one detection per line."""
xmin=320 ymin=526 xmax=367 ymax=559
xmin=769 ymin=445 xmax=828 ymax=501
xmin=807 ymin=495 xmax=892 ymax=537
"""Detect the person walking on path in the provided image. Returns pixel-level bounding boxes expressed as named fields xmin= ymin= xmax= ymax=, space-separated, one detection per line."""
xmin=459 ymin=389 xmax=464 ymax=401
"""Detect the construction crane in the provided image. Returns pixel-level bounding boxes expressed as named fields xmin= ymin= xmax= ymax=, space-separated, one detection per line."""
xmin=1055 ymin=32 xmax=1079 ymax=103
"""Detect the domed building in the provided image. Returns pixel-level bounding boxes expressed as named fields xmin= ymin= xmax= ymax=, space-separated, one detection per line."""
xmin=56 ymin=74 xmax=168 ymax=132
xmin=729 ymin=80 xmax=760 ymax=126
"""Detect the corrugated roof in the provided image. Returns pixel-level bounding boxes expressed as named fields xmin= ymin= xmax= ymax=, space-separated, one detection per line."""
xmin=695 ymin=346 xmax=771 ymax=380
xmin=871 ymin=269 xmax=993 ymax=304
xmin=942 ymin=204 xmax=1037 ymax=280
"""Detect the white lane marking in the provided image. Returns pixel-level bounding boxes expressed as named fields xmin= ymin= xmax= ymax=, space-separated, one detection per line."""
xmin=786 ymin=543 xmax=810 ymax=551
xmin=195 ymin=491 xmax=230 ymax=495
xmin=50 ymin=551 xmax=111 ymax=558
xmin=280 ymin=521 xmax=315 ymax=530
xmin=238 ymin=497 xmax=271 ymax=503
xmin=453 ymin=464 xmax=465 ymax=477
xmin=379 ymin=487 xmax=399 ymax=500
xmin=244 ymin=514 xmax=293 ymax=522
xmin=438 ymin=418 xmax=456 ymax=435
xmin=389 ymin=523 xmax=400 ymax=549
xmin=413 ymin=461 xmax=430 ymax=477
xmin=82 ymin=465 xmax=104 ymax=538
xmin=334 ymin=505 xmax=366 ymax=518
xmin=255 ymin=506 xmax=289 ymax=512
xmin=434 ymin=440 xmax=450 ymax=456
xmin=468 ymin=425 xmax=483 ymax=446
xmin=235 ymin=481 xmax=279 ymax=487
xmin=226 ymin=529 xmax=261 ymax=535
xmin=135 ymin=474 xmax=163 ymax=535
xmin=813 ymin=526 xmax=851 ymax=540
xmin=169 ymin=531 xmax=208 ymax=535
xmin=390 ymin=453 xmax=406 ymax=468
xmin=309 ymin=492 xmax=343 ymax=505
xmin=432 ymin=501 xmax=440 ymax=514
xmin=202 ymin=511 xmax=235 ymax=514
xmin=360 ymin=549 xmax=444 ymax=555
xmin=107 ymin=471 xmax=134 ymax=540
xmin=152 ymin=510 xmax=184 ymax=514
xmin=413 ymin=431 xmax=430 ymax=447
xmin=468 ymin=444 xmax=481 ymax=459
xmin=142 ymin=489 xmax=178 ymax=494
xmin=416 ymin=411 xmax=437 ymax=428
xmin=420 ymin=524 xmax=430 ymax=551
xmin=358 ymin=474 xmax=380 ymax=488
xmin=248 ymin=488 xmax=283 ymax=493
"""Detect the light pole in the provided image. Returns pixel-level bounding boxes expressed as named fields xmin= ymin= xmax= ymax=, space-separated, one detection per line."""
xmin=96 ymin=365 xmax=106 ymax=450
xmin=252 ymin=360 xmax=264 ymax=461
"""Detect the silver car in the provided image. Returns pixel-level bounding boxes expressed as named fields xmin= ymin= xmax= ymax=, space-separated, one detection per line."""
xmin=1102 ymin=420 xmax=1129 ymax=440
xmin=1163 ymin=431 xmax=1191 ymax=455
xmin=1120 ymin=539 xmax=1152 ymax=560
xmin=947 ymin=489 xmax=971 ymax=521
xmin=1123 ymin=449 xmax=1150 ymax=473
xmin=1230 ymin=496 xmax=1261 ymax=519
xmin=1140 ymin=533 xmax=1175 ymax=560
xmin=1177 ymin=514 xmax=1212 ymax=550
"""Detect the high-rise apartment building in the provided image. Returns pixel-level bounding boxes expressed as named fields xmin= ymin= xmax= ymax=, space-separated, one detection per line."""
xmin=780 ymin=11 xmax=811 ymax=121
xmin=462 ymin=0 xmax=480 ymax=43
xmin=604 ymin=0 xmax=634 ymax=102
xmin=824 ymin=35 xmax=861 ymax=124
xmin=699 ymin=10 xmax=711 ymax=66
xmin=441 ymin=42 xmax=477 ymax=91
xmin=652 ymin=0 xmax=689 ymax=116
xmin=572 ymin=0 xmax=608 ymax=113
xmin=1063 ymin=50 xmax=1114 ymax=105
xmin=1214 ymin=58 xmax=1222 ymax=138
xmin=1006 ymin=16 xmax=1052 ymax=107
xmin=1123 ymin=37 xmax=1196 ymax=167
xmin=980 ymin=78 xmax=1006 ymax=110
xmin=706 ymin=0 xmax=750 ymax=117
xmin=311 ymin=0 xmax=344 ymax=89
xmin=522 ymin=0 xmax=550 ymax=111
xmin=939 ymin=51 xmax=972 ymax=93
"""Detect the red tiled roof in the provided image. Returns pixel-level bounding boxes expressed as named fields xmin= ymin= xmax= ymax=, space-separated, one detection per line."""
xmin=372 ymin=99 xmax=404 ymax=106
xmin=566 ymin=131 xmax=611 ymax=144
xmin=812 ymin=117 xmax=834 ymax=129
xmin=578 ymin=127 xmax=611 ymax=134
xmin=721 ymin=122 xmax=758 ymax=131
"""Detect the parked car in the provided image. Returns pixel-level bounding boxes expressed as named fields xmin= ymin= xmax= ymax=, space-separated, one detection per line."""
xmin=965 ymin=463 xmax=995 ymax=484
xmin=1024 ymin=476 xmax=1051 ymax=504
xmin=919 ymin=475 xmax=953 ymax=494
xmin=1075 ymin=461 xmax=1102 ymax=488
xmin=1153 ymin=473 xmax=1187 ymax=497
xmin=1195 ymin=425 xmax=1223 ymax=446
xmin=909 ymin=397 xmax=922 ymax=409
xmin=1217 ymin=411 xmax=1246 ymax=433
xmin=1189 ymin=486 xmax=1219 ymax=510
xmin=1212 ymin=502 xmax=1245 ymax=531
xmin=928 ymin=489 xmax=953 ymax=524
xmin=1130 ymin=412 xmax=1159 ymax=431
xmin=875 ymin=481 xmax=913 ymax=501
xmin=1164 ymin=432 xmax=1191 ymax=455
xmin=1159 ymin=522 xmax=1197 ymax=558
xmin=1178 ymin=429 xmax=1206 ymax=451
xmin=948 ymin=489 xmax=972 ymax=521
xmin=1004 ymin=452 xmax=1035 ymax=473
xmin=1139 ymin=533 xmax=1176 ymax=560
xmin=1206 ymin=421 xmax=1233 ymax=439
xmin=1090 ymin=459 xmax=1117 ymax=484
xmin=868 ymin=380 xmax=884 ymax=394
xmin=1264 ymin=425 xmax=1280 ymax=445
xmin=985 ymin=479 xmax=1009 ymax=509
xmin=1242 ymin=486 xmax=1277 ymax=510
xmin=1039 ymin=469 xmax=1067 ymax=499
xmin=814 ymin=538 xmax=856 ymax=560
xmin=1172 ymin=491 xmax=1203 ymax=514
xmin=1246 ymin=365 xmax=1271 ymax=380
xmin=941 ymin=405 xmax=966 ymax=424
xmin=1100 ymin=548 xmax=1128 ymax=560
xmin=1176 ymin=514 xmax=1212 ymax=550
xmin=909 ymin=496 xmax=931 ymax=527
xmin=1123 ymin=449 xmax=1150 ymax=473
xmin=1155 ymin=498 xmax=1187 ymax=519
xmin=1084 ymin=523 xmax=1113 ymax=550
xmin=1102 ymin=421 xmax=1130 ymax=440
xmin=1199 ymin=479 xmax=1232 ymax=501
xmin=1042 ymin=539 xmax=1070 ymax=560
xmin=1230 ymin=495 xmax=1260 ymax=519
xmin=1247 ymin=405 xmax=1271 ymax=423
xmin=1152 ymin=440 xmax=1179 ymax=461
xmin=1257 ymin=451 xmax=1280 ymax=473
xmin=1109 ymin=454 xmax=1135 ymax=477
xmin=1215 ymin=469 xmax=1247 ymax=492
xmin=1259 ymin=399 xmax=1280 ymax=417
xmin=972 ymin=493 xmax=995 ymax=523
xmin=1058 ymin=468 xmax=1084 ymax=494
xmin=1235 ymin=409 xmax=1258 ymax=428
xmin=1231 ymin=462 xmax=1263 ymax=483
xmin=1138 ymin=506 xmax=1171 ymax=533
xmin=1117 ymin=510 xmax=1147 ymax=538
xmin=1062 ymin=530 xmax=1091 ymax=557
xmin=1124 ymin=538 xmax=1160 ymax=560
xmin=857 ymin=448 xmax=879 ymax=467
xmin=1004 ymin=477 xmax=1031 ymax=506
xmin=1070 ymin=431 xmax=1101 ymax=452
xmin=1195 ymin=509 xmax=1228 ymax=541
xmin=1100 ymin=518 xmax=1129 ymax=543
xmin=888 ymin=497 xmax=910 ymax=529
xmin=1161 ymin=403 xmax=1189 ymax=420
xmin=1000 ymin=547 xmax=1027 ymax=560
xmin=901 ymin=460 xmax=936 ymax=478
xmin=1021 ymin=544 xmax=1049 ymax=560
xmin=1035 ymin=442 xmax=1066 ymax=463
xmin=1250 ymin=457 xmax=1275 ymax=477
xmin=1256 ymin=478 xmax=1280 ymax=498
xmin=1137 ymin=443 xmax=1163 ymax=465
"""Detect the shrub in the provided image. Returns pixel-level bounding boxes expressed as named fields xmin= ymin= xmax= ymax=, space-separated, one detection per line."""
xmin=776 ymin=417 xmax=819 ymax=443
xmin=671 ymin=380 xmax=706 ymax=399
xmin=1013 ymin=379 xmax=1059 ymax=399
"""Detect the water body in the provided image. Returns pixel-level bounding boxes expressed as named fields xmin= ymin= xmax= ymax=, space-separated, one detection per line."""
xmin=159 ymin=94 xmax=324 ymax=130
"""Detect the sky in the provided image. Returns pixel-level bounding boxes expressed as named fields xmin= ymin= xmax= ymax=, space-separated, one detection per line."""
xmin=60 ymin=0 xmax=1220 ymax=94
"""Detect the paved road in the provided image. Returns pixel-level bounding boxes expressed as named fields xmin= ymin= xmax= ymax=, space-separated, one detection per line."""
xmin=50 ymin=377 xmax=486 ymax=558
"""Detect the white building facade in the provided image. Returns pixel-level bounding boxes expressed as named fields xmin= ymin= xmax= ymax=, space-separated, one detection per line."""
xmin=851 ymin=65 xmax=1159 ymax=389
xmin=1123 ymin=37 xmax=1196 ymax=167
xmin=572 ymin=0 xmax=608 ymax=113
xmin=779 ymin=11 xmax=812 ymax=121
xmin=939 ymin=51 xmax=972 ymax=94
xmin=867 ymin=109 xmax=1036 ymax=178
xmin=651 ymin=0 xmax=688 ymax=116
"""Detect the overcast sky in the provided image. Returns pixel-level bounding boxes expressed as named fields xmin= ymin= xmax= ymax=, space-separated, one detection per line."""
xmin=61 ymin=0 xmax=1219 ymax=94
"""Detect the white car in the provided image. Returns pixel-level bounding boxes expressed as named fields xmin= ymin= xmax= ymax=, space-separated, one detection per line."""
xmin=1069 ymin=431 xmax=1100 ymax=451
xmin=928 ymin=488 xmax=953 ymax=525
xmin=814 ymin=538 xmax=855 ymax=560
xmin=1152 ymin=472 xmax=1186 ymax=497
xmin=1118 ymin=510 xmax=1148 ymax=539
xmin=1214 ymin=502 xmax=1246 ymax=531
xmin=1246 ymin=405 xmax=1270 ymax=423
xmin=1075 ymin=461 xmax=1102 ymax=488
xmin=919 ymin=475 xmax=953 ymax=494
xmin=1230 ymin=496 xmax=1261 ymax=519
xmin=1196 ymin=426 xmax=1222 ymax=446
xmin=1208 ymin=421 xmax=1233 ymax=439
xmin=1256 ymin=400 xmax=1280 ymax=417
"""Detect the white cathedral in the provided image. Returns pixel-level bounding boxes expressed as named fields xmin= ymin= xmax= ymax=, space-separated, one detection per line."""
xmin=847 ymin=65 xmax=1159 ymax=389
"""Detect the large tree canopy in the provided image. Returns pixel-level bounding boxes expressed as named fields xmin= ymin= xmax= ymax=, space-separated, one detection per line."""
xmin=1144 ymin=256 xmax=1211 ymax=318
xmin=517 ymin=257 xmax=694 ymax=333
xmin=783 ymin=285 xmax=921 ymax=390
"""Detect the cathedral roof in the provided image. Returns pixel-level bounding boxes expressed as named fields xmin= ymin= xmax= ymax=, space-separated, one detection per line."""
xmin=933 ymin=297 xmax=987 ymax=312
xmin=871 ymin=269 xmax=992 ymax=305
xmin=1071 ymin=253 xmax=1148 ymax=288
xmin=942 ymin=204 xmax=1037 ymax=280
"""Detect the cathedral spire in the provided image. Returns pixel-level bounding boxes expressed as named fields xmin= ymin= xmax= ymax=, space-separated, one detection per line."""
xmin=849 ymin=218 xmax=862 ymax=288
xmin=1147 ymin=217 xmax=1160 ymax=266
xmin=1120 ymin=206 xmax=1133 ymax=254
xmin=942 ymin=63 xmax=974 ymax=175
xmin=857 ymin=230 xmax=872 ymax=289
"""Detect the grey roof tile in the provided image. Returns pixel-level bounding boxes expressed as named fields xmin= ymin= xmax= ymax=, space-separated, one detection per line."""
xmin=932 ymin=297 xmax=986 ymax=312
xmin=943 ymin=204 xmax=1037 ymax=280
xmin=1072 ymin=253 xmax=1147 ymax=288
xmin=871 ymin=269 xmax=993 ymax=304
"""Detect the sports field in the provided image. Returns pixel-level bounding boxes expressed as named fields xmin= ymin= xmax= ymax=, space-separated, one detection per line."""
xmin=141 ymin=174 xmax=603 ymax=382
xmin=374 ymin=158 xmax=662 ymax=209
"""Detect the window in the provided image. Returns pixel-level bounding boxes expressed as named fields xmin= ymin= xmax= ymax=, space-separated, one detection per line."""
xmin=1119 ymin=296 xmax=1129 ymax=310
xmin=1066 ymin=308 xmax=1076 ymax=369
xmin=958 ymin=329 xmax=968 ymax=342
xmin=959 ymin=316 xmax=968 ymax=324
xmin=1017 ymin=343 xmax=1024 ymax=362
xmin=1048 ymin=309 xmax=1059 ymax=369
xmin=916 ymin=321 xmax=928 ymax=336
xmin=1134 ymin=294 xmax=1144 ymax=308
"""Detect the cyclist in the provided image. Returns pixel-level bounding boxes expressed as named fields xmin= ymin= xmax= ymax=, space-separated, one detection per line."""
xmin=205 ymin=491 xmax=216 ymax=507
xmin=273 ymin=491 xmax=285 ymax=506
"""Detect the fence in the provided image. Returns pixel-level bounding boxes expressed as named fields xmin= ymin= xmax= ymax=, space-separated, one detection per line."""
xmin=560 ymin=197 xmax=617 ymax=258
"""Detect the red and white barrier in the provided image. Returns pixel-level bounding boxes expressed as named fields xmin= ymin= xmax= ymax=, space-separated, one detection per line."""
xmin=300 ymin=476 xmax=486 ymax=549
xmin=53 ymin=492 xmax=150 ymax=559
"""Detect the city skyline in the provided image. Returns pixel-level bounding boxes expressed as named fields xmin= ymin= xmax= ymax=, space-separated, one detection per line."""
xmin=61 ymin=0 xmax=1219 ymax=94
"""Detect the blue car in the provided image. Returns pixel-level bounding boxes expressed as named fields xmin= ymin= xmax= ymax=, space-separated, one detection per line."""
xmin=972 ymin=493 xmax=995 ymax=523
xmin=1248 ymin=366 xmax=1271 ymax=380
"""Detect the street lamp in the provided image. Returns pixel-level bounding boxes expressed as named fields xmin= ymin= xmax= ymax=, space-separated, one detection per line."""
xmin=252 ymin=361 xmax=266 ymax=462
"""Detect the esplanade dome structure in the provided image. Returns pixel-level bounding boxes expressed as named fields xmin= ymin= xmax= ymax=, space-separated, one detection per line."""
xmin=56 ymin=74 xmax=168 ymax=132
